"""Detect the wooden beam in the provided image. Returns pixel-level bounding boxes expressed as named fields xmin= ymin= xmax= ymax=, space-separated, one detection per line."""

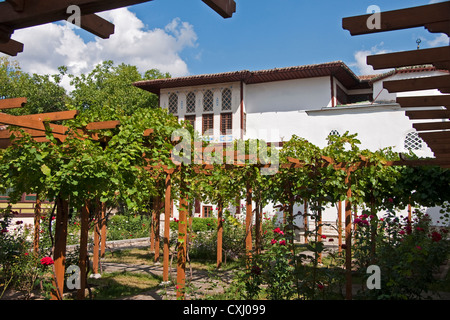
xmin=5 ymin=0 xmax=25 ymax=12
xmin=397 ymin=95 xmax=450 ymax=108
xmin=0 ymin=1 xmax=154 ymax=31
xmin=0 ymin=127 xmax=66 ymax=140
xmin=85 ymin=120 xmax=120 ymax=130
xmin=383 ymin=75 xmax=450 ymax=93
xmin=367 ymin=47 xmax=450 ymax=71
xmin=392 ymin=159 xmax=450 ymax=167
xmin=201 ymin=0 xmax=236 ymax=19
xmin=425 ymin=20 xmax=450 ymax=37
xmin=19 ymin=110 xmax=78 ymax=122
xmin=431 ymin=146 xmax=450 ymax=155
xmin=413 ymin=121 xmax=450 ymax=131
xmin=0 ymin=38 xmax=24 ymax=56
xmin=405 ymin=109 xmax=450 ymax=120
xmin=0 ymin=97 xmax=27 ymax=110
xmin=79 ymin=14 xmax=115 ymax=39
xmin=0 ymin=112 xmax=46 ymax=131
xmin=342 ymin=2 xmax=450 ymax=36
xmin=0 ymin=24 xmax=13 ymax=43
xmin=419 ymin=131 xmax=450 ymax=141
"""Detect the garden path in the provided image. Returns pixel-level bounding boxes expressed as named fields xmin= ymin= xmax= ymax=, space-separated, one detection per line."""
xmin=100 ymin=261 xmax=235 ymax=300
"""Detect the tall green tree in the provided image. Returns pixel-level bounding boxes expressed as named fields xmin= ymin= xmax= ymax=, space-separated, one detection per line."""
xmin=67 ymin=60 xmax=170 ymax=124
xmin=0 ymin=57 xmax=68 ymax=115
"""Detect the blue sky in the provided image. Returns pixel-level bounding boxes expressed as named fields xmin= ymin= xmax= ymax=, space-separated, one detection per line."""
xmin=135 ymin=0 xmax=447 ymax=75
xmin=2 ymin=0 xmax=448 ymax=85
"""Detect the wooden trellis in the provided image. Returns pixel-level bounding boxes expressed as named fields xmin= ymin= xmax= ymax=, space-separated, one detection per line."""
xmin=0 ymin=0 xmax=236 ymax=56
xmin=343 ymin=1 xmax=450 ymax=169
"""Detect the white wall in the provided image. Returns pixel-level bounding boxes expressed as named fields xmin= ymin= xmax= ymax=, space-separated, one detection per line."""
xmin=245 ymin=76 xmax=332 ymax=114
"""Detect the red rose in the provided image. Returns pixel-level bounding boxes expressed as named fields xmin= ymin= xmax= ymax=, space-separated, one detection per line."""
xmin=40 ymin=257 xmax=54 ymax=266
xmin=431 ymin=231 xmax=442 ymax=243
xmin=279 ymin=240 xmax=286 ymax=246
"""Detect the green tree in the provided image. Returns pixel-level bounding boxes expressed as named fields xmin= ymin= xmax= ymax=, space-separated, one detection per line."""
xmin=0 ymin=57 xmax=68 ymax=115
xmin=67 ymin=60 xmax=170 ymax=124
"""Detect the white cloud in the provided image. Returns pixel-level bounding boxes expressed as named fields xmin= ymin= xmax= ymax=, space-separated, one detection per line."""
xmin=427 ymin=34 xmax=449 ymax=47
xmin=349 ymin=43 xmax=391 ymax=75
xmin=2 ymin=8 xmax=198 ymax=90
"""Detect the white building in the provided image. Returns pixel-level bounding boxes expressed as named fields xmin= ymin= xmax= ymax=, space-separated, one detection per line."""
xmin=134 ymin=61 xmax=449 ymax=237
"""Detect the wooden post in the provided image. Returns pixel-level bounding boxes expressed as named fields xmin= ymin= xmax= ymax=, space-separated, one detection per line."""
xmin=163 ymin=172 xmax=172 ymax=282
xmin=176 ymin=195 xmax=188 ymax=299
xmin=254 ymin=198 xmax=261 ymax=255
xmin=408 ymin=203 xmax=412 ymax=229
xmin=345 ymin=181 xmax=353 ymax=300
xmin=51 ymin=196 xmax=69 ymax=300
xmin=304 ymin=200 xmax=308 ymax=244
xmin=100 ymin=202 xmax=106 ymax=258
xmin=288 ymin=189 xmax=294 ymax=250
xmin=245 ymin=182 xmax=253 ymax=261
xmin=217 ymin=199 xmax=224 ymax=268
xmin=77 ymin=202 xmax=90 ymax=300
xmin=92 ymin=199 xmax=101 ymax=275
xmin=317 ymin=203 xmax=323 ymax=264
xmin=338 ymin=200 xmax=342 ymax=254
xmin=153 ymin=195 xmax=161 ymax=262
xmin=150 ymin=201 xmax=155 ymax=253
xmin=33 ymin=195 xmax=41 ymax=254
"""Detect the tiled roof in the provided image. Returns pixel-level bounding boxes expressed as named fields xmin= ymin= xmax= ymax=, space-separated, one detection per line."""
xmin=369 ymin=65 xmax=448 ymax=83
xmin=133 ymin=61 xmax=368 ymax=94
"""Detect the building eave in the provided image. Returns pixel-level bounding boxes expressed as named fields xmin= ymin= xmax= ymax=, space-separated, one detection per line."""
xmin=133 ymin=61 xmax=369 ymax=94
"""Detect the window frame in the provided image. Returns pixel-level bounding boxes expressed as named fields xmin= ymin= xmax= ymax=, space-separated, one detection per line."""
xmin=203 ymin=90 xmax=214 ymax=113
xmin=220 ymin=112 xmax=232 ymax=136
xmin=186 ymin=91 xmax=196 ymax=114
xmin=202 ymin=113 xmax=214 ymax=135
xmin=221 ymin=88 xmax=232 ymax=111
xmin=203 ymin=205 xmax=213 ymax=218
xmin=168 ymin=93 xmax=178 ymax=115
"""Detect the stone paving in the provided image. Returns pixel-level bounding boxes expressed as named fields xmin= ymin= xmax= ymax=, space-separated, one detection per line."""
xmin=100 ymin=262 xmax=235 ymax=300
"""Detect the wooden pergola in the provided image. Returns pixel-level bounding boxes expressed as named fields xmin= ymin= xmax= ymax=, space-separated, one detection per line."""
xmin=343 ymin=1 xmax=450 ymax=169
xmin=0 ymin=0 xmax=237 ymax=56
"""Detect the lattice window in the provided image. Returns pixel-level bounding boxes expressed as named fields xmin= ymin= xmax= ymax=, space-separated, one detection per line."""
xmin=327 ymin=130 xmax=340 ymax=145
xmin=404 ymin=131 xmax=423 ymax=151
xmin=168 ymin=93 xmax=178 ymax=114
xmin=203 ymin=206 xmax=212 ymax=218
xmin=202 ymin=114 xmax=214 ymax=135
xmin=220 ymin=113 xmax=232 ymax=135
xmin=203 ymin=90 xmax=214 ymax=112
xmin=329 ymin=130 xmax=340 ymax=137
xmin=186 ymin=92 xmax=196 ymax=114
xmin=222 ymin=88 xmax=232 ymax=111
